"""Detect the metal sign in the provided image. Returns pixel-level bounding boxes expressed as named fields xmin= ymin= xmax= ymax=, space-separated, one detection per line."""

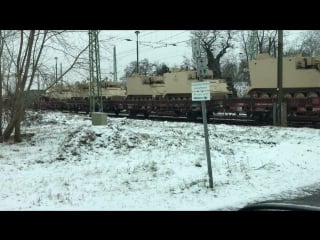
xmin=197 ymin=57 xmax=209 ymax=76
xmin=192 ymin=81 xmax=210 ymax=101
xmin=192 ymin=38 xmax=201 ymax=60
xmin=198 ymin=57 xmax=208 ymax=67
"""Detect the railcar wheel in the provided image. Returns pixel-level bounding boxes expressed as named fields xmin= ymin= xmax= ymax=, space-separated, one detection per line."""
xmin=259 ymin=92 xmax=270 ymax=98
xmin=307 ymin=92 xmax=318 ymax=98
xmin=284 ymin=93 xmax=292 ymax=99
xmin=294 ymin=92 xmax=305 ymax=98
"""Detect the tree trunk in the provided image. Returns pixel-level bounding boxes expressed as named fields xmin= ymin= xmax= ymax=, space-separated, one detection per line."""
xmin=0 ymin=80 xmax=2 ymax=138
xmin=3 ymin=92 xmax=24 ymax=142
xmin=3 ymin=112 xmax=17 ymax=141
xmin=0 ymin=62 xmax=2 ymax=138
xmin=0 ymin=30 xmax=3 ymax=138
xmin=3 ymin=95 xmax=19 ymax=141
xmin=213 ymin=59 xmax=221 ymax=78
xmin=206 ymin=50 xmax=221 ymax=78
xmin=14 ymin=117 xmax=22 ymax=142
xmin=14 ymin=99 xmax=24 ymax=142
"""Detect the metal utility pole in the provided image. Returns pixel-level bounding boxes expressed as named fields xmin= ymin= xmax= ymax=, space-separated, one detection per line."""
xmin=54 ymin=57 xmax=58 ymax=83
xmin=248 ymin=30 xmax=258 ymax=61
xmin=0 ymin=30 xmax=3 ymax=137
xmin=277 ymin=30 xmax=283 ymax=126
xmin=60 ymin=62 xmax=63 ymax=86
xmin=135 ymin=30 xmax=140 ymax=74
xmin=113 ymin=46 xmax=117 ymax=81
xmin=88 ymin=30 xmax=103 ymax=113
xmin=37 ymin=73 xmax=40 ymax=91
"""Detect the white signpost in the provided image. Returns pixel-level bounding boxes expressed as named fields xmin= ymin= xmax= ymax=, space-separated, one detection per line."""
xmin=191 ymin=38 xmax=213 ymax=189
xmin=192 ymin=81 xmax=210 ymax=101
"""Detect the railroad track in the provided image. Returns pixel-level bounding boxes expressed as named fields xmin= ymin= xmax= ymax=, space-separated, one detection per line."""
xmin=106 ymin=113 xmax=320 ymax=128
xmin=107 ymin=113 xmax=268 ymax=127
xmin=33 ymin=109 xmax=320 ymax=129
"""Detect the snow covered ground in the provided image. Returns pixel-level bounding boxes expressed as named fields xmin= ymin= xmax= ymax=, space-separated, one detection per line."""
xmin=1 ymin=110 xmax=320 ymax=210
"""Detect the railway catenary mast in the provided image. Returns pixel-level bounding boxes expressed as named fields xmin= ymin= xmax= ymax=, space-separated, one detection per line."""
xmin=248 ymin=30 xmax=258 ymax=60
xmin=88 ymin=30 xmax=103 ymax=113
xmin=113 ymin=46 xmax=117 ymax=82
xmin=277 ymin=29 xmax=285 ymax=126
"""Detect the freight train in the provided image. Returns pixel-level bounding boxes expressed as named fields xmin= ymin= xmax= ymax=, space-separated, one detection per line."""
xmin=30 ymin=53 xmax=320 ymax=125
xmin=38 ymin=68 xmax=233 ymax=116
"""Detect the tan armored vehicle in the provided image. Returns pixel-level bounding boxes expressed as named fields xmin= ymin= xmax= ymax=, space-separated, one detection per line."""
xmin=125 ymin=69 xmax=231 ymax=101
xmin=100 ymin=81 xmax=126 ymax=100
xmin=46 ymin=84 xmax=75 ymax=100
xmin=47 ymin=81 xmax=126 ymax=100
xmin=125 ymin=73 xmax=166 ymax=100
xmin=163 ymin=69 xmax=231 ymax=100
xmin=248 ymin=53 xmax=320 ymax=98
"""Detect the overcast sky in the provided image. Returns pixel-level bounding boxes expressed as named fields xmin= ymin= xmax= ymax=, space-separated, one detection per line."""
xmin=96 ymin=30 xmax=193 ymax=81
xmin=47 ymin=30 xmax=193 ymax=84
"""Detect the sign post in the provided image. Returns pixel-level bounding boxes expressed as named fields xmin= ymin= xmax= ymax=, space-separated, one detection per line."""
xmin=192 ymin=38 xmax=213 ymax=189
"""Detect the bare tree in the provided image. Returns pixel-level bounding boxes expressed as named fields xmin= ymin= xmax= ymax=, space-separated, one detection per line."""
xmin=192 ymin=30 xmax=235 ymax=78
xmin=1 ymin=30 xmax=89 ymax=143
xmin=239 ymin=31 xmax=251 ymax=65
xmin=180 ymin=56 xmax=196 ymax=70
xmin=221 ymin=60 xmax=237 ymax=96
xmin=155 ymin=63 xmax=170 ymax=76
xmin=0 ymin=31 xmax=18 ymax=141
xmin=238 ymin=30 xmax=278 ymax=86
xmin=300 ymin=30 xmax=320 ymax=57
xmin=124 ymin=61 xmax=138 ymax=77
xmin=284 ymin=46 xmax=303 ymax=56
xmin=139 ymin=58 xmax=152 ymax=76
xmin=124 ymin=59 xmax=170 ymax=77
xmin=238 ymin=30 xmax=256 ymax=86
xmin=256 ymin=30 xmax=278 ymax=56
xmin=234 ymin=59 xmax=250 ymax=97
